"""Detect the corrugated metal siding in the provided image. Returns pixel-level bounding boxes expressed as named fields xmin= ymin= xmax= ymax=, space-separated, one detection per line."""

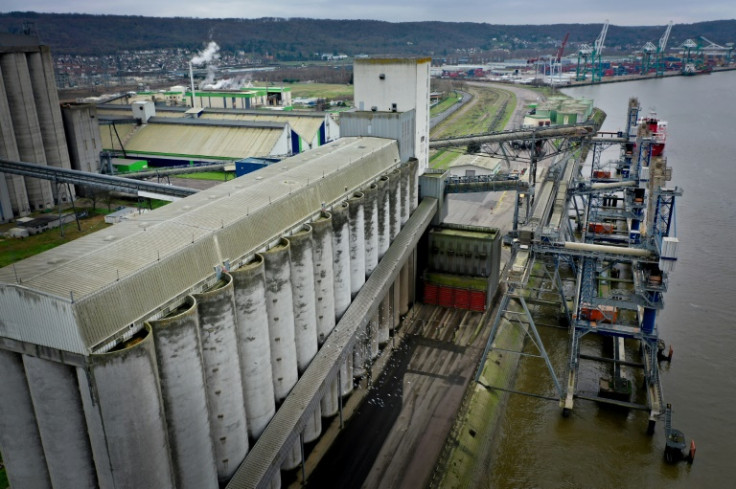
xmin=0 ymin=286 xmax=84 ymax=352
xmin=0 ymin=137 xmax=401 ymax=353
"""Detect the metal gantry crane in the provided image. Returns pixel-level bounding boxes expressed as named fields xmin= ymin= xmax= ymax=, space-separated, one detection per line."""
xmin=576 ymin=43 xmax=592 ymax=81
xmin=475 ymin=97 xmax=684 ymax=443
xmin=590 ymin=20 xmax=610 ymax=83
xmin=576 ymin=21 xmax=609 ymax=82
xmin=641 ymin=42 xmax=657 ymax=75
xmin=680 ymin=38 xmax=700 ymax=73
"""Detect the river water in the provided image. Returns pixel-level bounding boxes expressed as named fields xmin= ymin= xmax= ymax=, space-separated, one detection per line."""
xmin=487 ymin=72 xmax=736 ymax=488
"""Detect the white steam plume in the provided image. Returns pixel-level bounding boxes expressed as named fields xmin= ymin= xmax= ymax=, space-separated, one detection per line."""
xmin=191 ymin=41 xmax=220 ymax=65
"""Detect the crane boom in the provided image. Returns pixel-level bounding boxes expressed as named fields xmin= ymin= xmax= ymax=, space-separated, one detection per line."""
xmin=594 ymin=21 xmax=609 ymax=56
xmin=556 ymin=32 xmax=570 ymax=62
xmin=659 ymin=21 xmax=673 ymax=53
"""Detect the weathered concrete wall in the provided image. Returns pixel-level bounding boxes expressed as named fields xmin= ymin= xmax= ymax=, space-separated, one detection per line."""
xmin=0 ymin=349 xmax=51 ymax=489
xmin=86 ymin=325 xmax=175 ymax=489
xmin=24 ymin=355 xmax=97 ymax=489
xmin=194 ymin=274 xmax=249 ymax=483
xmin=364 ymin=183 xmax=379 ymax=278
xmin=151 ymin=296 xmax=218 ymax=489
xmin=389 ymin=168 xmax=401 ymax=242
xmin=289 ymin=226 xmax=319 ymax=374
xmin=377 ymin=175 xmax=390 ymax=259
xmin=348 ymin=192 xmax=366 ymax=298
xmin=311 ymin=212 xmax=336 ymax=345
xmin=262 ymin=242 xmax=299 ymax=402
xmin=232 ymin=257 xmax=276 ymax=440
xmin=331 ymin=202 xmax=351 ymax=322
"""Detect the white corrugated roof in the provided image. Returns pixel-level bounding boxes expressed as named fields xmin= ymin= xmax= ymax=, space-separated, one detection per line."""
xmin=0 ymin=137 xmax=401 ymax=353
xmin=101 ymin=122 xmax=285 ymax=159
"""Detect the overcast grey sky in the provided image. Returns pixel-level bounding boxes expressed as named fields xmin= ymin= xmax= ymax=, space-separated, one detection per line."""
xmin=2 ymin=1 xmax=735 ymax=25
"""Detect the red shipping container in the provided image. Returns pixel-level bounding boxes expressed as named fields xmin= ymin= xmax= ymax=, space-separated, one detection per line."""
xmin=454 ymin=289 xmax=470 ymax=309
xmin=470 ymin=291 xmax=487 ymax=311
xmin=424 ymin=283 xmax=439 ymax=305
xmin=438 ymin=286 xmax=454 ymax=307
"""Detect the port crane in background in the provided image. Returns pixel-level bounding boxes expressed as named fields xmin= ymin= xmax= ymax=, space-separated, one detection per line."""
xmin=641 ymin=42 xmax=657 ymax=75
xmin=680 ymin=38 xmax=702 ymax=73
xmin=576 ymin=21 xmax=609 ymax=82
xmin=550 ymin=32 xmax=570 ymax=82
xmin=699 ymin=36 xmax=734 ymax=65
xmin=590 ymin=21 xmax=609 ymax=82
xmin=655 ymin=21 xmax=673 ymax=76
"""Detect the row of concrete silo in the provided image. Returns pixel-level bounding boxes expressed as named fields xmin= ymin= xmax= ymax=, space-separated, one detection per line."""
xmin=0 ymin=43 xmax=74 ymax=219
xmin=0 ymin=159 xmax=418 ymax=489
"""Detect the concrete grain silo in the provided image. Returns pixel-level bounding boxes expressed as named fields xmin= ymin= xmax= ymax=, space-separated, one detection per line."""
xmin=348 ymin=192 xmax=366 ymax=298
xmin=194 ymin=274 xmax=249 ymax=483
xmin=263 ymin=241 xmax=299 ymax=402
xmin=0 ymin=33 xmax=74 ymax=215
xmin=0 ymin=349 xmax=52 ymax=489
xmin=83 ymin=325 xmax=176 ymax=489
xmin=150 ymin=297 xmax=219 ymax=489
xmin=232 ymin=256 xmax=276 ymax=440
xmin=23 ymin=355 xmax=97 ymax=489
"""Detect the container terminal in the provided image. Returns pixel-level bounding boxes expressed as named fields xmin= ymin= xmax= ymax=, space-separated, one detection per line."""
xmin=0 ymin=30 xmax=691 ymax=489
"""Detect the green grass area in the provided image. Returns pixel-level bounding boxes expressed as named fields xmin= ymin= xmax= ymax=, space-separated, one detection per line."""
xmin=286 ymin=82 xmax=353 ymax=100
xmin=429 ymin=149 xmax=461 ymax=170
xmin=430 ymin=91 xmax=461 ymax=117
xmin=0 ymin=468 xmax=7 ymax=489
xmin=174 ymin=171 xmax=235 ymax=181
xmin=432 ymin=86 xmax=516 ymax=139
xmin=0 ymin=214 xmax=112 ymax=268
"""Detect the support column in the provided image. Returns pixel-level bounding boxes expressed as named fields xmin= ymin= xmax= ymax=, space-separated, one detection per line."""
xmin=392 ymin=280 xmax=401 ymax=331
xmin=86 ymin=325 xmax=176 ymax=489
xmin=353 ymin=329 xmax=368 ymax=379
xmin=389 ymin=168 xmax=401 ymax=242
xmin=364 ymin=183 xmax=379 ymax=278
xmin=340 ymin=355 xmax=354 ymax=397
xmin=0 ymin=349 xmax=51 ymax=489
xmin=150 ymin=297 xmax=218 ymax=489
xmin=377 ymin=175 xmax=390 ymax=260
xmin=378 ymin=296 xmax=391 ymax=346
xmin=409 ymin=158 xmax=419 ymax=211
xmin=194 ymin=273 xmax=249 ymax=483
xmin=348 ymin=192 xmax=366 ymax=298
xmin=232 ymin=256 xmax=276 ymax=441
xmin=369 ymin=312 xmax=380 ymax=360
xmin=400 ymin=261 xmax=410 ymax=316
xmin=331 ymin=202 xmax=351 ymax=321
xmin=400 ymin=163 xmax=411 ymax=226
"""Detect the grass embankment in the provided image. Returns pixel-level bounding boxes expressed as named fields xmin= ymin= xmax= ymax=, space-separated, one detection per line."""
xmin=431 ymin=86 xmax=515 ymax=139
xmin=430 ymin=91 xmax=461 ymax=117
xmin=429 ymin=84 xmax=516 ymax=171
xmin=286 ymin=83 xmax=353 ymax=100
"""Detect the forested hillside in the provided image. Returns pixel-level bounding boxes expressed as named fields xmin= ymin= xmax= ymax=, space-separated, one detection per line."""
xmin=1 ymin=12 xmax=734 ymax=59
